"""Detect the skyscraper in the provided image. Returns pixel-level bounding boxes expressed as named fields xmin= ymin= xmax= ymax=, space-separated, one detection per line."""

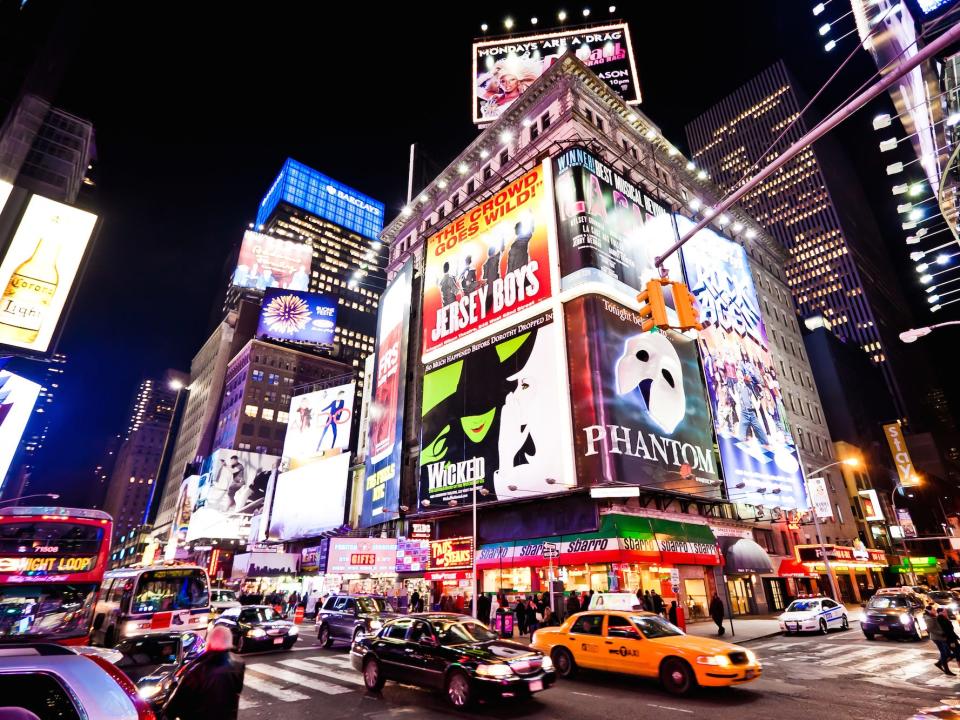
xmin=684 ymin=61 xmax=916 ymax=420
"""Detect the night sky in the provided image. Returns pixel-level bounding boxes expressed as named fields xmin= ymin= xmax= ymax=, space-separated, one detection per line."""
xmin=6 ymin=2 xmax=950 ymax=505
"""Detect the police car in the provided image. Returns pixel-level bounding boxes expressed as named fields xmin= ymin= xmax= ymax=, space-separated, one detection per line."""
xmin=778 ymin=597 xmax=849 ymax=634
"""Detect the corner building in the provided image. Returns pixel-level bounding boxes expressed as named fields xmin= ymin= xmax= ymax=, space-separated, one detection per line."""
xmin=379 ymin=54 xmax=874 ymax=615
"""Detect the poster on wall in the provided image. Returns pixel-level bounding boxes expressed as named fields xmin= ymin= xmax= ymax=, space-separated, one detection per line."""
xmin=257 ymin=288 xmax=338 ymax=345
xmin=360 ymin=259 xmax=413 ymax=528
xmin=419 ymin=311 xmax=574 ymax=508
xmin=267 ymin=453 xmax=350 ymax=541
xmin=564 ymin=294 xmax=720 ymax=496
xmin=422 ymin=165 xmax=553 ymax=358
xmin=859 ymin=489 xmax=884 ymax=522
xmin=678 ymin=215 xmax=807 ymax=510
xmin=283 ymin=382 xmax=356 ymax=468
xmin=186 ymin=450 xmax=279 ymax=541
xmin=553 ymin=147 xmax=681 ymax=299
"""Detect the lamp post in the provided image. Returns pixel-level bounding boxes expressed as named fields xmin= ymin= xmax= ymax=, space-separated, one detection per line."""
xmin=0 ymin=492 xmax=59 ymax=507
xmin=899 ymin=321 xmax=960 ymax=343
xmin=803 ymin=457 xmax=860 ymax=601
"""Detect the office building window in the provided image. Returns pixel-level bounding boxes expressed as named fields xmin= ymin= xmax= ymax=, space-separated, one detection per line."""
xmin=244 ymin=405 xmax=258 ymax=418
xmin=262 ymin=408 xmax=274 ymax=421
xmin=252 ymin=370 xmax=264 ymax=382
xmin=268 ymin=373 xmax=279 ymax=385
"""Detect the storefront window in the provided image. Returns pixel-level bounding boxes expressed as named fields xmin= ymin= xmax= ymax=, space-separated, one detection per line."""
xmin=684 ymin=578 xmax=708 ymax=620
xmin=726 ymin=577 xmax=754 ymax=615
xmin=483 ymin=567 xmax=531 ymax=594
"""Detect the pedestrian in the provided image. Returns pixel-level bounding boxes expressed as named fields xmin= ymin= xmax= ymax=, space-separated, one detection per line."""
xmin=454 ymin=594 xmax=465 ymax=613
xmin=542 ymin=605 xmax=554 ymax=626
xmin=566 ymin=592 xmax=581 ymax=617
xmin=580 ymin=590 xmax=589 ymax=609
xmin=526 ymin=598 xmax=540 ymax=636
xmin=642 ymin=590 xmax=653 ymax=612
xmin=938 ymin=607 xmax=960 ymax=665
xmin=515 ymin=597 xmax=528 ymax=636
xmin=925 ymin=605 xmax=953 ymax=674
xmin=710 ymin=592 xmax=726 ymax=636
xmin=587 ymin=590 xmax=594 ymax=608
xmin=410 ymin=590 xmax=421 ymax=614
xmin=636 ymin=587 xmax=643 ymax=605
xmin=163 ymin=626 xmax=244 ymax=720
xmin=490 ymin=593 xmax=500 ymax=624
xmin=652 ymin=590 xmax=665 ymax=617
xmin=669 ymin=600 xmax=679 ymax=626
xmin=478 ymin=593 xmax=491 ymax=623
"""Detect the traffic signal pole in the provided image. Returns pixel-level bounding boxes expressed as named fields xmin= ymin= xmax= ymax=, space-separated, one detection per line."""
xmin=654 ymin=20 xmax=960 ymax=271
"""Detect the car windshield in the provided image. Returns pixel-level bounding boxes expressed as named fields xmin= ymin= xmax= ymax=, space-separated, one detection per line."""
xmin=0 ymin=583 xmax=97 ymax=641
xmin=434 ymin=619 xmax=499 ymax=646
xmin=356 ymin=597 xmax=393 ymax=614
xmin=928 ymin=592 xmax=955 ymax=603
xmin=245 ymin=607 xmax=281 ymax=622
xmin=212 ymin=590 xmax=237 ymax=603
xmin=133 ymin=569 xmax=208 ymax=614
xmin=869 ymin=596 xmax=910 ymax=609
xmin=116 ymin=636 xmax=182 ymax=667
xmin=785 ymin=600 xmax=820 ymax=612
xmin=631 ymin=616 xmax=683 ymax=638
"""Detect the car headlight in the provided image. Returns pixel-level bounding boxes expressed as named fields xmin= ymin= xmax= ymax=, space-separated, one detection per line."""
xmin=541 ymin=655 xmax=554 ymax=672
xmin=137 ymin=683 xmax=162 ymax=699
xmin=745 ymin=650 xmax=758 ymax=664
xmin=476 ymin=664 xmax=514 ymax=678
xmin=288 ymin=625 xmax=298 ymax=635
xmin=368 ymin=620 xmax=382 ymax=630
xmin=899 ymin=613 xmax=912 ymax=625
xmin=248 ymin=628 xmax=266 ymax=638
xmin=696 ymin=655 xmax=732 ymax=667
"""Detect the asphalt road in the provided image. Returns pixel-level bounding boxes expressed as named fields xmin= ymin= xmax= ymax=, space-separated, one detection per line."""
xmin=235 ymin=623 xmax=960 ymax=720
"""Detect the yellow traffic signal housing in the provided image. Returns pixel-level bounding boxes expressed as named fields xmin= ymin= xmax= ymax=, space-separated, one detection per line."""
xmin=636 ymin=279 xmax=669 ymax=331
xmin=636 ymin=278 xmax=703 ymax=332
xmin=671 ymin=280 xmax=703 ymax=331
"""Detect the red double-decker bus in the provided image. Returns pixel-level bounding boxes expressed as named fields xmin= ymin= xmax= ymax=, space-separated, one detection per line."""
xmin=0 ymin=506 xmax=112 ymax=645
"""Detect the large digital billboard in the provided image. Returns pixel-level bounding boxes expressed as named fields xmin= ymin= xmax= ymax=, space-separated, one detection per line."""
xmin=231 ymin=231 xmax=311 ymax=291
xmin=283 ymin=381 xmax=356 ymax=469
xmin=565 ymin=294 xmax=720 ymax=496
xmin=419 ymin=311 xmax=574 ymax=508
xmin=472 ymin=24 xmax=640 ymax=123
xmin=678 ymin=216 xmax=807 ymax=510
xmin=0 ymin=181 xmax=11 ymax=216
xmin=326 ymin=537 xmax=397 ymax=574
xmin=553 ymin=147 xmax=682 ymax=298
xmin=423 ymin=164 xmax=553 ymax=358
xmin=186 ymin=450 xmax=279 ymax=541
xmin=0 ymin=195 xmax=97 ymax=355
xmin=0 ymin=371 xmax=41 ymax=496
xmin=360 ymin=259 xmax=413 ymax=528
xmin=257 ymin=288 xmax=337 ymax=345
xmin=267 ymin=453 xmax=350 ymax=541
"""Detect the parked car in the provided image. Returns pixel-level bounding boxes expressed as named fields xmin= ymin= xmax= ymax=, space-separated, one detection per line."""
xmin=351 ymin=613 xmax=555 ymax=708
xmin=112 ymin=631 xmax=206 ymax=709
xmin=214 ymin=604 xmax=298 ymax=652
xmin=0 ymin=642 xmax=157 ymax=720
xmin=210 ymin=588 xmax=241 ymax=617
xmin=317 ymin=594 xmax=397 ymax=648
xmin=860 ymin=592 xmax=928 ymax=640
xmin=777 ymin=597 xmax=849 ymax=635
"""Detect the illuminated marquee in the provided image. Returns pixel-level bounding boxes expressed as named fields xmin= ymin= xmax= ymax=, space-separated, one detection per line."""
xmin=429 ymin=537 xmax=474 ymax=570
xmin=0 ymin=556 xmax=95 ymax=574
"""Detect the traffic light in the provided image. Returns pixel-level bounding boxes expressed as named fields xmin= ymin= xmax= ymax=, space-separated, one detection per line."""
xmin=636 ymin=279 xmax=669 ymax=331
xmin=636 ymin=278 xmax=703 ymax=332
xmin=670 ymin=280 xmax=703 ymax=331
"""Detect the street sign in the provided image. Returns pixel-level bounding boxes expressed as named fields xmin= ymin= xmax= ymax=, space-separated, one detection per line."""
xmin=543 ymin=541 xmax=560 ymax=560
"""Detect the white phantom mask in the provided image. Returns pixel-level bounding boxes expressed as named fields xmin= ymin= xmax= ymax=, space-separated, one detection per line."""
xmin=615 ymin=332 xmax=686 ymax=434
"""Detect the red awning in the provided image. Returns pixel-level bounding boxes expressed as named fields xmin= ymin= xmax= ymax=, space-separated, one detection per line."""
xmin=778 ymin=557 xmax=818 ymax=578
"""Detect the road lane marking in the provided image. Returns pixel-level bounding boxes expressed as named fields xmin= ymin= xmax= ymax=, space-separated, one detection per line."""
xmin=821 ymin=647 xmax=887 ymax=665
xmin=238 ymin=697 xmax=259 ymax=710
xmin=860 ymin=650 xmax=925 ymax=672
xmin=247 ymin=664 xmax=352 ymax=695
xmin=899 ymin=659 xmax=940 ymax=679
xmin=243 ymin=673 xmax=311 ymax=702
xmin=302 ymin=654 xmax=355 ymax=669
xmin=279 ymin=658 xmax=364 ymax=685
xmin=648 ymin=704 xmax=693 ymax=714
xmin=571 ymin=691 xmax=601 ymax=698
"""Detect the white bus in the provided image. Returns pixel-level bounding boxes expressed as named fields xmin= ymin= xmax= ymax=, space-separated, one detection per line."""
xmin=91 ymin=565 xmax=211 ymax=646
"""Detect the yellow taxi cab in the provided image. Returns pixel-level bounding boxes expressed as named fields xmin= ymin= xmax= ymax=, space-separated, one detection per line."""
xmin=531 ymin=609 xmax=761 ymax=695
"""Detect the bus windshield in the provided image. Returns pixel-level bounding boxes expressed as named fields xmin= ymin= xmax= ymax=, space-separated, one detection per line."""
xmin=0 ymin=584 xmax=97 ymax=640
xmin=133 ymin=569 xmax=209 ymax=614
xmin=0 ymin=521 xmax=103 ymax=555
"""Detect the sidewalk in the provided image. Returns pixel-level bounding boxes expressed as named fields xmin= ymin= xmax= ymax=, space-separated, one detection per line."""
xmin=685 ymin=603 xmax=863 ymax=643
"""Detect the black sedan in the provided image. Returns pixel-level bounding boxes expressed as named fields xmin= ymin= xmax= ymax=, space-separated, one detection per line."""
xmin=860 ymin=593 xmax=928 ymax=640
xmin=215 ymin=604 xmax=299 ymax=652
xmin=111 ymin=631 xmax=206 ymax=710
xmin=350 ymin=613 xmax=555 ymax=708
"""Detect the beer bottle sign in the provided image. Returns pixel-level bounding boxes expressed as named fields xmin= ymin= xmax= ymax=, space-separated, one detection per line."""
xmin=0 ymin=216 xmax=62 ymax=345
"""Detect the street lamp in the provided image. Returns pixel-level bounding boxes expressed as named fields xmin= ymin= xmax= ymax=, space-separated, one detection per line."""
xmin=0 ymin=493 xmax=59 ymax=507
xmin=803 ymin=457 xmax=860 ymax=601
xmin=900 ymin=321 xmax=960 ymax=343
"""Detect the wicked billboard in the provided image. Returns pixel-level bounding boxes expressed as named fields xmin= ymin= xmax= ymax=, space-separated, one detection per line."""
xmin=564 ymin=294 xmax=721 ymax=496
xmin=418 ymin=311 xmax=574 ymax=508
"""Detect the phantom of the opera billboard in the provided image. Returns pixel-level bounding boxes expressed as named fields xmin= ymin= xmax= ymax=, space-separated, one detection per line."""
xmin=553 ymin=147 xmax=682 ymax=299
xmin=422 ymin=164 xmax=553 ymax=359
xmin=678 ymin=216 xmax=807 ymax=510
xmin=419 ymin=311 xmax=574 ymax=508
xmin=472 ymin=24 xmax=640 ymax=123
xmin=564 ymin=294 xmax=721 ymax=496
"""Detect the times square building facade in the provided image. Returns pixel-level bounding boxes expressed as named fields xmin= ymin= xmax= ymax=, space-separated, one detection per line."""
xmin=374 ymin=55 xmax=877 ymax=618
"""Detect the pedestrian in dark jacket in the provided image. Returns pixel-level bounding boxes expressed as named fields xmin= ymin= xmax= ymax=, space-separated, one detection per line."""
xmin=710 ymin=593 xmax=726 ymax=636
xmin=526 ymin=599 xmax=540 ymax=636
xmin=668 ymin=600 xmax=679 ymax=626
xmin=651 ymin=590 xmax=665 ymax=616
xmin=566 ymin=592 xmax=581 ymax=617
xmin=410 ymin=590 xmax=421 ymax=614
xmin=164 ymin=626 xmax=244 ymax=720
xmin=642 ymin=590 xmax=653 ymax=612
xmin=926 ymin=606 xmax=954 ymax=674
xmin=938 ymin=608 xmax=960 ymax=662
xmin=515 ymin=598 xmax=527 ymax=636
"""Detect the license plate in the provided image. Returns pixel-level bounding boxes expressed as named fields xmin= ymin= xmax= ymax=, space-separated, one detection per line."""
xmin=528 ymin=679 xmax=543 ymax=692
xmin=879 ymin=625 xmax=889 ymax=631
xmin=745 ymin=669 xmax=757 ymax=679
xmin=273 ymin=637 xmax=284 ymax=644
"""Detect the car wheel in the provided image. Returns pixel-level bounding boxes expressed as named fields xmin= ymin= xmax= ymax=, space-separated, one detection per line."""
xmin=284 ymin=639 xmax=295 ymax=650
xmin=864 ymin=632 xmax=875 ymax=641
xmin=660 ymin=657 xmax=696 ymax=696
xmin=318 ymin=625 xmax=333 ymax=648
xmin=551 ymin=647 xmax=577 ymax=679
xmin=353 ymin=627 xmax=364 ymax=645
xmin=819 ymin=619 xmax=828 ymax=635
xmin=104 ymin=626 xmax=117 ymax=648
xmin=363 ymin=657 xmax=385 ymax=692
xmin=446 ymin=670 xmax=472 ymax=709
xmin=841 ymin=615 xmax=849 ymax=631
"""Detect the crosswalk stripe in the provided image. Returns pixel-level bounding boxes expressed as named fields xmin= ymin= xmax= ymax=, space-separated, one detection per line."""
xmin=239 ymin=696 xmax=260 ymax=710
xmin=821 ymin=647 xmax=887 ymax=666
xmin=243 ymin=673 xmax=311 ymax=702
xmin=248 ymin=664 xmax=352 ymax=695
xmin=302 ymin=654 xmax=355 ymax=669
xmin=279 ymin=658 xmax=364 ymax=685
xmin=899 ymin=659 xmax=940 ymax=679
xmin=860 ymin=650 xmax=926 ymax=673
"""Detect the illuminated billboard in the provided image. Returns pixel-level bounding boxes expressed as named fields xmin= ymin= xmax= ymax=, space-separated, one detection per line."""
xmin=564 ymin=295 xmax=720 ymax=496
xmin=423 ymin=164 xmax=553 ymax=358
xmin=0 ymin=194 xmax=97 ymax=355
xmin=257 ymin=288 xmax=337 ymax=345
xmin=472 ymin=23 xmax=640 ymax=123
xmin=267 ymin=453 xmax=350 ymax=542
xmin=419 ymin=311 xmax=574 ymax=508
xmin=256 ymin=158 xmax=385 ymax=241
xmin=859 ymin=489 xmax=884 ymax=522
xmin=231 ymin=231 xmax=312 ymax=291
xmin=283 ymin=382 xmax=356 ymax=469
xmin=0 ymin=372 xmax=41 ymax=495
xmin=327 ymin=537 xmax=397 ymax=574
xmin=360 ymin=259 xmax=413 ymax=528
xmin=0 ymin=181 xmax=11 ymax=216
xmin=186 ymin=450 xmax=279 ymax=541
xmin=678 ymin=216 xmax=806 ymax=510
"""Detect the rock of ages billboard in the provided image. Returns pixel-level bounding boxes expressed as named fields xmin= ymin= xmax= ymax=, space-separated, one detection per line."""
xmin=564 ymin=294 xmax=721 ymax=496
xmin=422 ymin=165 xmax=553 ymax=359
xmin=419 ymin=311 xmax=574 ymax=507
xmin=677 ymin=216 xmax=807 ymax=510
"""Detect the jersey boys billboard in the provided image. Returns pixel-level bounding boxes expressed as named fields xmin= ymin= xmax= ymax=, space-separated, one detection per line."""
xmin=564 ymin=294 xmax=720 ymax=496
xmin=678 ymin=217 xmax=807 ymax=510
xmin=418 ymin=311 xmax=574 ymax=508
xmin=422 ymin=164 xmax=553 ymax=358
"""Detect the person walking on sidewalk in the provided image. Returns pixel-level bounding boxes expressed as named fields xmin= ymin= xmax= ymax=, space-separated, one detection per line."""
xmin=925 ymin=605 xmax=954 ymax=675
xmin=163 ymin=626 xmax=244 ymax=720
xmin=651 ymin=590 xmax=665 ymax=617
xmin=710 ymin=593 xmax=726 ymax=636
xmin=938 ymin=607 xmax=960 ymax=665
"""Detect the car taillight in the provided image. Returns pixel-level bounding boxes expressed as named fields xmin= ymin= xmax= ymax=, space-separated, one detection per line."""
xmin=84 ymin=654 xmax=157 ymax=720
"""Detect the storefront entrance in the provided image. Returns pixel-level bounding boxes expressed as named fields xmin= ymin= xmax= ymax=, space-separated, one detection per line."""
xmin=764 ymin=578 xmax=787 ymax=611
xmin=726 ymin=576 xmax=755 ymax=615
